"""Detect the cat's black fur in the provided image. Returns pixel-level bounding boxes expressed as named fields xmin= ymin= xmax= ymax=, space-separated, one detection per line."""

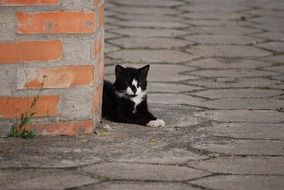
xmin=102 ymin=65 xmax=159 ymax=126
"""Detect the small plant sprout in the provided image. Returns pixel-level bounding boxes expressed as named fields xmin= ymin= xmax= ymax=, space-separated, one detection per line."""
xmin=8 ymin=75 xmax=47 ymax=139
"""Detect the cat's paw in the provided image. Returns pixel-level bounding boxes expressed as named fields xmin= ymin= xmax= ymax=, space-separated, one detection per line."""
xmin=147 ymin=119 xmax=165 ymax=127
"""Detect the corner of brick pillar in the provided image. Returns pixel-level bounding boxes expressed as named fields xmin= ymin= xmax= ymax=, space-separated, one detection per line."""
xmin=0 ymin=0 xmax=104 ymax=136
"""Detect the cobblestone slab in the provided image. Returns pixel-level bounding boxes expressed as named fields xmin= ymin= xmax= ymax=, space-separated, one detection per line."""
xmin=252 ymin=31 xmax=284 ymax=41
xmin=110 ymin=28 xmax=189 ymax=37
xmin=181 ymin=12 xmax=244 ymax=20
xmin=149 ymin=82 xmax=203 ymax=93
xmin=116 ymin=14 xmax=183 ymax=22
xmin=186 ymin=58 xmax=272 ymax=69
xmin=0 ymin=137 xmax=101 ymax=169
xmin=0 ymin=169 xmax=100 ymax=190
xmin=112 ymin=21 xmax=188 ymax=29
xmin=195 ymin=110 xmax=284 ymax=123
xmin=192 ymin=140 xmax=284 ymax=156
xmin=197 ymin=123 xmax=284 ymax=140
xmin=199 ymin=98 xmax=284 ymax=110
xmin=185 ymin=35 xmax=263 ymax=45
xmin=261 ymin=55 xmax=284 ymax=63
xmin=194 ymin=26 xmax=262 ymax=35
xmin=148 ymin=93 xmax=205 ymax=106
xmin=109 ymin=49 xmax=197 ymax=63
xmin=187 ymin=78 xmax=284 ymax=89
xmin=82 ymin=163 xmax=209 ymax=181
xmin=115 ymin=0 xmax=185 ymax=7
xmin=73 ymin=182 xmax=200 ymax=190
xmin=109 ymin=37 xmax=190 ymax=49
xmin=263 ymin=65 xmax=284 ymax=73
xmin=256 ymin=42 xmax=284 ymax=53
xmin=188 ymin=156 xmax=284 ymax=175
xmin=105 ymin=64 xmax=197 ymax=82
xmin=192 ymin=89 xmax=282 ymax=99
xmin=187 ymin=45 xmax=271 ymax=58
xmin=188 ymin=69 xmax=276 ymax=78
xmin=191 ymin=175 xmax=284 ymax=190
xmin=111 ymin=7 xmax=177 ymax=15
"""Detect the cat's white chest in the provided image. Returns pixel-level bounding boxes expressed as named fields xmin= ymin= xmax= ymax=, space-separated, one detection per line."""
xmin=131 ymin=95 xmax=143 ymax=107
xmin=130 ymin=91 xmax=146 ymax=113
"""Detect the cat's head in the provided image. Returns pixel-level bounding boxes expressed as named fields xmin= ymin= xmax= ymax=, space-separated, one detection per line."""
xmin=113 ymin=65 xmax=150 ymax=98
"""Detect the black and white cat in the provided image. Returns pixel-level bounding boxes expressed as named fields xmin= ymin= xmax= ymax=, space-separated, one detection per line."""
xmin=102 ymin=65 xmax=165 ymax=127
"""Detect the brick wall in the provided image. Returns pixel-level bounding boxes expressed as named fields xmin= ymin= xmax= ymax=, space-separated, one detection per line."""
xmin=0 ymin=0 xmax=104 ymax=136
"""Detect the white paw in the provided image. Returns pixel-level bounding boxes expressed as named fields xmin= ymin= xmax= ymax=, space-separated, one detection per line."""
xmin=147 ymin=119 xmax=165 ymax=127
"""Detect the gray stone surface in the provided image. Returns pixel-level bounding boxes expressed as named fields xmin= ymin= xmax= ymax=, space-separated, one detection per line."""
xmin=1 ymin=0 xmax=284 ymax=189
xmin=148 ymin=93 xmax=204 ymax=106
xmin=188 ymin=45 xmax=271 ymax=58
xmin=187 ymin=78 xmax=284 ymax=89
xmin=188 ymin=69 xmax=276 ymax=78
xmin=185 ymin=35 xmax=263 ymax=45
xmin=111 ymin=7 xmax=178 ymax=15
xmin=192 ymin=89 xmax=283 ymax=99
xmin=182 ymin=12 xmax=244 ymax=20
xmin=82 ymin=163 xmax=209 ymax=181
xmin=0 ymin=169 xmax=100 ymax=190
xmin=197 ymin=123 xmax=284 ymax=140
xmin=115 ymin=0 xmax=185 ymax=7
xmin=109 ymin=37 xmax=189 ymax=49
xmin=192 ymin=140 xmax=284 ymax=156
xmin=110 ymin=28 xmax=189 ymax=37
xmin=195 ymin=110 xmax=284 ymax=123
xmin=191 ymin=175 xmax=284 ymax=190
xmin=148 ymin=82 xmax=203 ymax=93
xmin=109 ymin=49 xmax=197 ymax=63
xmin=74 ymin=182 xmax=200 ymax=190
xmin=105 ymin=64 xmax=197 ymax=82
xmin=186 ymin=58 xmax=272 ymax=69
xmin=116 ymin=14 xmax=183 ymax=22
xmin=256 ymin=42 xmax=284 ymax=53
xmin=199 ymin=98 xmax=283 ymax=110
xmin=112 ymin=21 xmax=188 ymax=29
xmin=0 ymin=137 xmax=102 ymax=169
xmin=105 ymin=42 xmax=120 ymax=53
xmin=261 ymin=55 xmax=284 ymax=64
xmin=188 ymin=157 xmax=284 ymax=175
xmin=252 ymin=31 xmax=284 ymax=41
xmin=194 ymin=26 xmax=261 ymax=35
xmin=178 ymin=3 xmax=247 ymax=12
xmin=263 ymin=65 xmax=284 ymax=73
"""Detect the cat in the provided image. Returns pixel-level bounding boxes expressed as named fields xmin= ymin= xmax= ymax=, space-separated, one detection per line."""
xmin=102 ymin=64 xmax=165 ymax=127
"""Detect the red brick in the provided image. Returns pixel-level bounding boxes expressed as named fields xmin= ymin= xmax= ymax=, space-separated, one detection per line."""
xmin=21 ymin=65 xmax=94 ymax=89
xmin=0 ymin=40 xmax=62 ymax=64
xmin=93 ymin=32 xmax=104 ymax=59
xmin=0 ymin=0 xmax=58 ymax=6
xmin=27 ymin=120 xmax=93 ymax=136
xmin=92 ymin=84 xmax=103 ymax=114
xmin=93 ymin=0 xmax=103 ymax=6
xmin=0 ymin=96 xmax=60 ymax=119
xmin=98 ymin=4 xmax=104 ymax=29
xmin=17 ymin=11 xmax=96 ymax=34
xmin=96 ymin=55 xmax=104 ymax=82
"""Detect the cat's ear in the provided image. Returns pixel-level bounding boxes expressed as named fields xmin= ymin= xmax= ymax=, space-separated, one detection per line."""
xmin=139 ymin=65 xmax=150 ymax=77
xmin=115 ymin=65 xmax=125 ymax=78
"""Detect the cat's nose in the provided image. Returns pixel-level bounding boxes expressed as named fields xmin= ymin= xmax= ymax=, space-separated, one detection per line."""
xmin=131 ymin=85 xmax=137 ymax=94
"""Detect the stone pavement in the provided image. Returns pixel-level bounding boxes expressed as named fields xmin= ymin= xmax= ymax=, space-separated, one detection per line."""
xmin=1 ymin=0 xmax=284 ymax=189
